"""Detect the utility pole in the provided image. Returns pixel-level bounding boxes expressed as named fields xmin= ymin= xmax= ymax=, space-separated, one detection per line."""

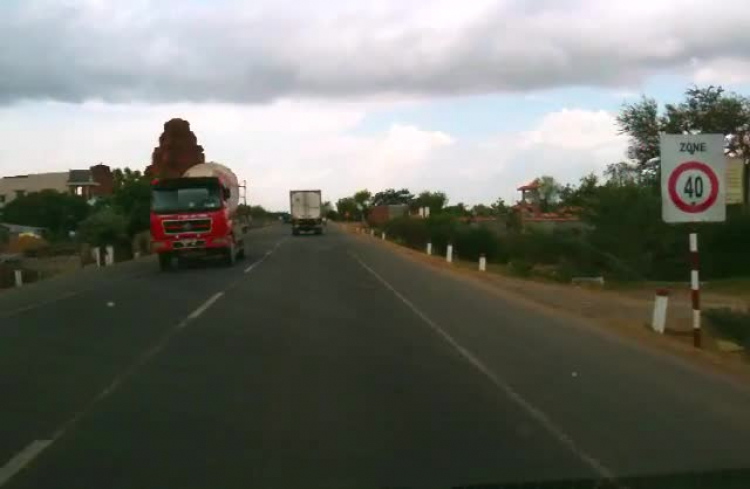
xmin=239 ymin=179 xmax=248 ymax=206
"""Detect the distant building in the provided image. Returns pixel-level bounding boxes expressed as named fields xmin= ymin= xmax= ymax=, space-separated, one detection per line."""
xmin=0 ymin=164 xmax=113 ymax=208
xmin=512 ymin=180 xmax=585 ymax=233
xmin=367 ymin=204 xmax=408 ymax=226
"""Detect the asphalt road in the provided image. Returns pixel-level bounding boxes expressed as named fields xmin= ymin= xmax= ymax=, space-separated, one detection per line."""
xmin=1 ymin=223 xmax=750 ymax=488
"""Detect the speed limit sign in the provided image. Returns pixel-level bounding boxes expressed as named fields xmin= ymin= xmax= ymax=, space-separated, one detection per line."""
xmin=660 ymin=134 xmax=725 ymax=223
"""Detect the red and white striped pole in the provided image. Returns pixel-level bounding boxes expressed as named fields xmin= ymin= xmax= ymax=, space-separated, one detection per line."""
xmin=689 ymin=232 xmax=701 ymax=348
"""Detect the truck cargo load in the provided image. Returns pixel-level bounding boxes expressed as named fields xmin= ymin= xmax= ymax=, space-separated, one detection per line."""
xmin=290 ymin=190 xmax=323 ymax=235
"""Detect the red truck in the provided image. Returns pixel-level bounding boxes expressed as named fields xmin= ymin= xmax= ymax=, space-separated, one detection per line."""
xmin=150 ymin=162 xmax=247 ymax=271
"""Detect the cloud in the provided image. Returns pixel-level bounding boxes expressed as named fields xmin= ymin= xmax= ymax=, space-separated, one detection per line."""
xmin=2 ymin=0 xmax=750 ymax=104
xmin=693 ymin=58 xmax=750 ymax=86
xmin=407 ymin=108 xmax=628 ymax=205
xmin=0 ymin=101 xmax=625 ymax=209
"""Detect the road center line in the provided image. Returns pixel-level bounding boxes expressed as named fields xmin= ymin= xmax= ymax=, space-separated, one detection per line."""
xmin=0 ymin=440 xmax=51 ymax=487
xmin=187 ymin=292 xmax=224 ymax=320
xmin=349 ymin=252 xmax=622 ymax=487
xmin=244 ymin=238 xmax=287 ymax=274
xmin=0 ymin=290 xmax=227 ymax=488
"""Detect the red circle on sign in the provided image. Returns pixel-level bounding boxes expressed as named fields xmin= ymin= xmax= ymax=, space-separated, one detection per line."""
xmin=667 ymin=161 xmax=719 ymax=213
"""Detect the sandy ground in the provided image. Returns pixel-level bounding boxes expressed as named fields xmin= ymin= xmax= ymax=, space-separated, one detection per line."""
xmin=341 ymin=223 xmax=750 ymax=382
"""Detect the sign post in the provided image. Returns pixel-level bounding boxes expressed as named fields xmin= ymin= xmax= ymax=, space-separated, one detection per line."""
xmin=661 ymin=134 xmax=725 ymax=348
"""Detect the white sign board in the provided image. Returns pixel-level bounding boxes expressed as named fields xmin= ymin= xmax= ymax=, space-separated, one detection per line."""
xmin=660 ymin=134 xmax=726 ymax=223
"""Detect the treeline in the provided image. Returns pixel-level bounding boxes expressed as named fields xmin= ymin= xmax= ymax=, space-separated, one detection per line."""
xmin=336 ymin=85 xmax=750 ymax=282
xmin=333 ymin=188 xmax=508 ymax=221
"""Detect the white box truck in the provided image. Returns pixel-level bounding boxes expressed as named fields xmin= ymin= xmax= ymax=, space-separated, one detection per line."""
xmin=290 ymin=190 xmax=324 ymax=235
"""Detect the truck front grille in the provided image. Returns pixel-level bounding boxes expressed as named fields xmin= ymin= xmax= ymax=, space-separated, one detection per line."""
xmin=163 ymin=219 xmax=211 ymax=234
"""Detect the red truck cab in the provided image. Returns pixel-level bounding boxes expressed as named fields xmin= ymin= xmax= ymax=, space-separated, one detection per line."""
xmin=150 ymin=176 xmax=245 ymax=270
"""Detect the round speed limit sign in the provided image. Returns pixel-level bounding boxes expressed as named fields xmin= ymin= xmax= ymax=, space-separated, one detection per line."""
xmin=667 ymin=161 xmax=719 ymax=213
xmin=660 ymin=133 xmax=725 ymax=223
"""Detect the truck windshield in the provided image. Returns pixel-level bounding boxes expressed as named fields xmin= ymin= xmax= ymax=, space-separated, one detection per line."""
xmin=152 ymin=186 xmax=222 ymax=214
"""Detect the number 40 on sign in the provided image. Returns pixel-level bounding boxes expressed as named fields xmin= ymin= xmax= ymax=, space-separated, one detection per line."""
xmin=660 ymin=134 xmax=726 ymax=223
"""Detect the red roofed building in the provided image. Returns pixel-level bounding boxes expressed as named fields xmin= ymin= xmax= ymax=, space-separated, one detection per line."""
xmin=511 ymin=179 xmax=584 ymax=233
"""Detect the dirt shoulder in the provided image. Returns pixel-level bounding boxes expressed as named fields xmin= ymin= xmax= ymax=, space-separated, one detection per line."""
xmin=340 ymin=223 xmax=750 ymax=384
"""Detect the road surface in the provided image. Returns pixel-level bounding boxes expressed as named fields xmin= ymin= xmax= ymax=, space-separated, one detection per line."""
xmin=1 ymin=224 xmax=749 ymax=488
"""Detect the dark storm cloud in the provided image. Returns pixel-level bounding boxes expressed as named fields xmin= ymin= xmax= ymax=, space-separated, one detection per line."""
xmin=2 ymin=0 xmax=749 ymax=104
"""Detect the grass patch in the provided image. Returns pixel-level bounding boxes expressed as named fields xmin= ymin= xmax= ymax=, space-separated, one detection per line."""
xmin=704 ymin=307 xmax=750 ymax=351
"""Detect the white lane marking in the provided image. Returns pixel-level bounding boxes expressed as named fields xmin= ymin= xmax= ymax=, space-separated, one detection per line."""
xmin=0 ymin=290 xmax=227 ymax=487
xmin=0 ymin=440 xmax=51 ymax=487
xmin=244 ymin=238 xmax=287 ymax=274
xmin=187 ymin=292 xmax=224 ymax=320
xmin=350 ymin=252 xmax=621 ymax=486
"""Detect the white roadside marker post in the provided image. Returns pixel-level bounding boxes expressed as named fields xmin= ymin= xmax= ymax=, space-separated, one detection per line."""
xmin=105 ymin=245 xmax=115 ymax=266
xmin=446 ymin=244 xmax=453 ymax=263
xmin=651 ymin=288 xmax=669 ymax=334
xmin=14 ymin=270 xmax=23 ymax=287
xmin=426 ymin=242 xmax=432 ymax=256
xmin=479 ymin=253 xmax=487 ymax=272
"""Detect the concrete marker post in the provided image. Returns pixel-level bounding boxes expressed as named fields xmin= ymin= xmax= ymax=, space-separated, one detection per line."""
xmin=446 ymin=244 xmax=453 ymax=263
xmin=479 ymin=253 xmax=487 ymax=272
xmin=105 ymin=246 xmax=115 ymax=266
xmin=370 ymin=229 xmax=374 ymax=237
xmin=651 ymin=288 xmax=669 ymax=334
xmin=381 ymin=232 xmax=386 ymax=241
xmin=14 ymin=269 xmax=23 ymax=287
xmin=689 ymin=232 xmax=701 ymax=348
xmin=426 ymin=242 xmax=432 ymax=256
xmin=93 ymin=247 xmax=102 ymax=268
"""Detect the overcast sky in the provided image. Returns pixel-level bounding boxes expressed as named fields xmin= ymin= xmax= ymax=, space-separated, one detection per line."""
xmin=2 ymin=0 xmax=750 ymax=209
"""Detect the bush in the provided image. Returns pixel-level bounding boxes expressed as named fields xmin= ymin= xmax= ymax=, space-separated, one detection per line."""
xmin=77 ymin=209 xmax=129 ymax=248
xmin=704 ymin=308 xmax=750 ymax=350
xmin=509 ymin=259 xmax=532 ymax=277
xmin=454 ymin=226 xmax=502 ymax=262
xmin=383 ymin=217 xmax=430 ymax=249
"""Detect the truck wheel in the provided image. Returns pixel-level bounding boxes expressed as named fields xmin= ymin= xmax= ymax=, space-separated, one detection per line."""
xmin=315 ymin=228 xmax=323 ymax=235
xmin=292 ymin=229 xmax=299 ymax=236
xmin=158 ymin=253 xmax=173 ymax=271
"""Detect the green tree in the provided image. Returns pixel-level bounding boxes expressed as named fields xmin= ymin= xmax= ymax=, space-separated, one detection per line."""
xmin=535 ymin=175 xmax=562 ymax=211
xmin=77 ymin=208 xmax=129 ymax=247
xmin=559 ymin=173 xmax=599 ymax=207
xmin=490 ymin=197 xmax=509 ymax=216
xmin=111 ymin=169 xmax=151 ymax=236
xmin=371 ymin=188 xmax=414 ymax=206
xmin=336 ymin=197 xmax=359 ymax=221
xmin=618 ymin=86 xmax=750 ymax=196
xmin=413 ymin=190 xmax=448 ymax=214
xmin=617 ymin=96 xmax=661 ymax=174
xmin=443 ymin=202 xmax=470 ymax=217
xmin=1 ymin=190 xmax=89 ymax=239
xmin=353 ymin=189 xmax=371 ymax=208
xmin=470 ymin=204 xmax=494 ymax=217
xmin=604 ymin=162 xmax=641 ymax=186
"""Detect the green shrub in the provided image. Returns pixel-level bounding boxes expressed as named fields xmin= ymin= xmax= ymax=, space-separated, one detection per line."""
xmin=77 ymin=209 xmax=129 ymax=248
xmin=454 ymin=226 xmax=502 ymax=262
xmin=509 ymin=259 xmax=532 ymax=277
xmin=383 ymin=217 xmax=430 ymax=249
